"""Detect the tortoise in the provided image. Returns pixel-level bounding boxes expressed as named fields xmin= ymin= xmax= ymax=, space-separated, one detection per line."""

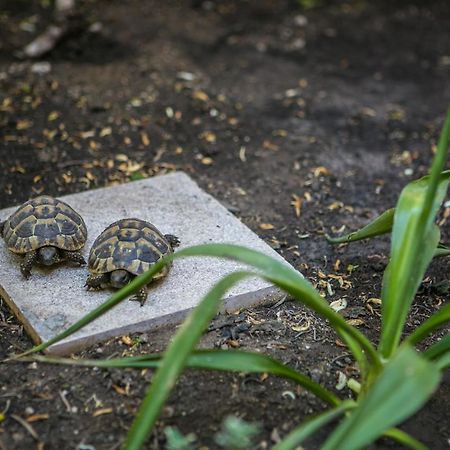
xmin=0 ymin=195 xmax=87 ymax=278
xmin=86 ymin=218 xmax=179 ymax=305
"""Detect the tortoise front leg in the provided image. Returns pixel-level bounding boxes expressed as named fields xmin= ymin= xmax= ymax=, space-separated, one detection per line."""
xmin=21 ymin=250 xmax=38 ymax=279
xmin=61 ymin=250 xmax=86 ymax=266
xmin=85 ymin=273 xmax=109 ymax=290
xmin=130 ymin=287 xmax=148 ymax=307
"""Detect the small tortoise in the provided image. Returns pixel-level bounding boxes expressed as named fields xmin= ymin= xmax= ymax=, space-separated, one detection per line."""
xmin=0 ymin=195 xmax=87 ymax=278
xmin=86 ymin=218 xmax=179 ymax=305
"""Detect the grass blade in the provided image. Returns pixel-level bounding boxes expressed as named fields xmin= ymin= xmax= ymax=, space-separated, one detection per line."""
xmin=320 ymin=345 xmax=441 ymax=450
xmin=377 ymin=105 xmax=449 ymax=356
xmin=406 ymin=302 xmax=450 ymax=346
xmin=436 ymin=352 xmax=450 ymax=371
xmin=123 ymin=271 xmax=250 ymax=450
xmin=272 ymin=401 xmax=355 ymax=450
xmin=30 ymin=349 xmax=340 ymax=406
xmin=13 ymin=244 xmax=380 ymax=373
xmin=423 ymin=333 xmax=450 ymax=361
xmin=383 ymin=428 xmax=428 ymax=450
xmin=434 ymin=244 xmax=450 ymax=258
xmin=326 ymin=208 xmax=394 ymax=244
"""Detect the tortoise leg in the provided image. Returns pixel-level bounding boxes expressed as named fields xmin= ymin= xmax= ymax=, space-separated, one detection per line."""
xmin=85 ymin=273 xmax=109 ymax=290
xmin=61 ymin=250 xmax=86 ymax=266
xmin=164 ymin=234 xmax=180 ymax=249
xmin=130 ymin=287 xmax=148 ymax=307
xmin=20 ymin=250 xmax=38 ymax=279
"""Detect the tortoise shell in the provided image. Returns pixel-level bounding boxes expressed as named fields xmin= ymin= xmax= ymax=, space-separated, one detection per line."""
xmin=88 ymin=218 xmax=172 ymax=277
xmin=2 ymin=196 xmax=87 ymax=254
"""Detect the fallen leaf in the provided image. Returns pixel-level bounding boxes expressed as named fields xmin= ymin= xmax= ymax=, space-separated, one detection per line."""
xmin=27 ymin=414 xmax=49 ymax=423
xmin=141 ymin=132 xmax=150 ymax=146
xmin=192 ymin=90 xmax=209 ymax=102
xmin=92 ymin=408 xmax=113 ymax=417
xmin=259 ymin=223 xmax=275 ymax=230
xmin=291 ymin=194 xmax=302 ymax=217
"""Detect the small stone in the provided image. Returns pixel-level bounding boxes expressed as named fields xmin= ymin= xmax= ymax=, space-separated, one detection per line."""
xmin=31 ymin=62 xmax=52 ymax=75
xmin=294 ymin=15 xmax=308 ymax=27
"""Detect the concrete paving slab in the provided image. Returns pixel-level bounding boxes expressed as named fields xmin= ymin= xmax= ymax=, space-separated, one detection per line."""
xmin=0 ymin=172 xmax=298 ymax=354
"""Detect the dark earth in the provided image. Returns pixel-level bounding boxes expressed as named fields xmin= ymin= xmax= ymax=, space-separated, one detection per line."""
xmin=0 ymin=0 xmax=449 ymax=449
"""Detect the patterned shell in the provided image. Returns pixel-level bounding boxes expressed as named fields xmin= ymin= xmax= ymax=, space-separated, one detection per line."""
xmin=2 ymin=196 xmax=87 ymax=253
xmin=88 ymin=218 xmax=172 ymax=277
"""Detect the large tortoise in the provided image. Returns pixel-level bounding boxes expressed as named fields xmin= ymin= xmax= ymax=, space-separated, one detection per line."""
xmin=0 ymin=195 xmax=87 ymax=278
xmin=86 ymin=218 xmax=179 ymax=305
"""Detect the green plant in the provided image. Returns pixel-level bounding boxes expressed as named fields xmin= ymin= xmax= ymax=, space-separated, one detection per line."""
xmin=164 ymin=426 xmax=196 ymax=450
xmin=214 ymin=416 xmax=260 ymax=450
xmin=15 ymin=105 xmax=450 ymax=449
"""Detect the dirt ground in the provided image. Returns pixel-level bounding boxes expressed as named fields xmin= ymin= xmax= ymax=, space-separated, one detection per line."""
xmin=0 ymin=0 xmax=449 ymax=449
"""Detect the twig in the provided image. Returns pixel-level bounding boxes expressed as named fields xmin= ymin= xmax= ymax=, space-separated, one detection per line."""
xmin=11 ymin=414 xmax=39 ymax=441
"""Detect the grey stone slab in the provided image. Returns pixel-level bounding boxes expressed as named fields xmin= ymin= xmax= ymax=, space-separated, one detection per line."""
xmin=0 ymin=172 xmax=298 ymax=354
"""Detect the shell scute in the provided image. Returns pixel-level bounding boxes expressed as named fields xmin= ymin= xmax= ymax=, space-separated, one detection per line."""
xmin=89 ymin=218 xmax=173 ymax=276
xmin=2 ymin=196 xmax=87 ymax=253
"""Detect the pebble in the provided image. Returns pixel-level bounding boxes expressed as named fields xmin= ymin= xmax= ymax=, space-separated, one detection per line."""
xmin=31 ymin=62 xmax=52 ymax=75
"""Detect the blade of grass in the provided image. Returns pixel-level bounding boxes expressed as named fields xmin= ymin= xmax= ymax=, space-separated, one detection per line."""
xmin=406 ymin=302 xmax=450 ymax=346
xmin=383 ymin=428 xmax=428 ymax=450
xmin=436 ymin=352 xmax=450 ymax=371
xmin=12 ymin=244 xmax=380 ymax=373
xmin=320 ymin=345 xmax=441 ymax=450
xmin=379 ymin=222 xmax=441 ymax=357
xmin=272 ymin=401 xmax=356 ymax=450
xmin=30 ymin=349 xmax=340 ymax=406
xmin=434 ymin=243 xmax=450 ymax=258
xmin=423 ymin=333 xmax=450 ymax=361
xmin=379 ymin=107 xmax=449 ymax=357
xmin=326 ymin=208 xmax=395 ymax=244
xmin=122 ymin=271 xmax=250 ymax=450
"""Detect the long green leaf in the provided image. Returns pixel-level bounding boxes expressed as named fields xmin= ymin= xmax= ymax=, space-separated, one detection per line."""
xmin=380 ymin=222 xmax=441 ymax=357
xmin=320 ymin=346 xmax=441 ymax=450
xmin=423 ymin=333 xmax=450 ymax=361
xmin=326 ymin=208 xmax=395 ymax=244
xmin=383 ymin=428 xmax=428 ymax=450
xmin=436 ymin=352 xmax=450 ymax=371
xmin=14 ymin=244 xmax=380 ymax=372
xmin=379 ymin=166 xmax=450 ymax=358
xmin=434 ymin=243 xmax=450 ymax=258
xmin=378 ymin=107 xmax=450 ymax=355
xmin=123 ymin=271 xmax=250 ymax=450
xmin=406 ymin=302 xmax=450 ymax=346
xmin=30 ymin=349 xmax=339 ymax=406
xmin=272 ymin=401 xmax=355 ymax=450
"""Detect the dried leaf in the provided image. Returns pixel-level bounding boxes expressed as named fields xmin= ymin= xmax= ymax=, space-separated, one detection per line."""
xmin=291 ymin=194 xmax=302 ymax=217
xmin=92 ymin=408 xmax=113 ymax=417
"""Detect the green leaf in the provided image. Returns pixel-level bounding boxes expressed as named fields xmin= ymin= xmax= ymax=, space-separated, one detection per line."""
xmin=122 ymin=271 xmax=250 ymax=450
xmin=31 ymin=349 xmax=339 ymax=407
xmin=379 ymin=221 xmax=441 ymax=357
xmin=383 ymin=428 xmax=428 ymax=450
xmin=17 ymin=244 xmax=380 ymax=373
xmin=436 ymin=352 xmax=450 ymax=371
xmin=326 ymin=208 xmax=395 ymax=244
xmin=406 ymin=302 xmax=450 ymax=346
xmin=320 ymin=346 xmax=441 ymax=450
xmin=272 ymin=401 xmax=355 ymax=450
xmin=434 ymin=243 xmax=450 ymax=258
xmin=423 ymin=333 xmax=450 ymax=361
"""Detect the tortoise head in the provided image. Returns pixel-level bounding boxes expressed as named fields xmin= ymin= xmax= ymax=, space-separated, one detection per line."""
xmin=110 ymin=269 xmax=131 ymax=289
xmin=37 ymin=246 xmax=59 ymax=266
